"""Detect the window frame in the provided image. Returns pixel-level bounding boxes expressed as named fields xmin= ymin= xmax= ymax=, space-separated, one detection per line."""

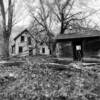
xmin=21 ymin=36 xmax=25 ymax=42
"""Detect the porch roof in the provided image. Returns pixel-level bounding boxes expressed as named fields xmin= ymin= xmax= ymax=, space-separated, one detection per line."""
xmin=56 ymin=30 xmax=100 ymax=41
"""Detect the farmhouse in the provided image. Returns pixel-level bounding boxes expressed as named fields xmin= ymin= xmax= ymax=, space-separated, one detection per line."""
xmin=56 ymin=29 xmax=100 ymax=61
xmin=10 ymin=29 xmax=36 ymax=56
xmin=10 ymin=28 xmax=50 ymax=56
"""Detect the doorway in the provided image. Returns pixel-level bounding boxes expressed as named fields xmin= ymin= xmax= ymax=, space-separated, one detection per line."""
xmin=42 ymin=47 xmax=45 ymax=54
xmin=72 ymin=40 xmax=83 ymax=61
xmin=29 ymin=47 xmax=33 ymax=56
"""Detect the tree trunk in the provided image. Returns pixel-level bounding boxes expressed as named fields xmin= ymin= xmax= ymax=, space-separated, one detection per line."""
xmin=3 ymin=36 xmax=10 ymax=59
xmin=35 ymin=41 xmax=39 ymax=55
xmin=61 ymin=26 xmax=65 ymax=34
xmin=48 ymin=42 xmax=54 ymax=56
xmin=0 ymin=0 xmax=13 ymax=59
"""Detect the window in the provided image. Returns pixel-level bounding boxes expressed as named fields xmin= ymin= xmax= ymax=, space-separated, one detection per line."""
xmin=76 ymin=45 xmax=81 ymax=50
xmin=28 ymin=37 xmax=31 ymax=45
xmin=21 ymin=36 xmax=24 ymax=42
xmin=19 ymin=46 xmax=23 ymax=53
xmin=42 ymin=48 xmax=45 ymax=54
xmin=12 ymin=45 xmax=15 ymax=54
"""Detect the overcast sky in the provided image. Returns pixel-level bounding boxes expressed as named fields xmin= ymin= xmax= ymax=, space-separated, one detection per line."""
xmin=78 ymin=0 xmax=100 ymax=24
xmin=16 ymin=0 xmax=100 ymax=26
xmin=10 ymin=0 xmax=100 ymax=38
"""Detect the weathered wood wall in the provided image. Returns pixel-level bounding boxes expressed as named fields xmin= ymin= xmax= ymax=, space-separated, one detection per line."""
xmin=83 ymin=39 xmax=100 ymax=58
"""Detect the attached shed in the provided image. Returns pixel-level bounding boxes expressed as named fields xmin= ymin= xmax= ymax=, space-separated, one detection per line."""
xmin=56 ymin=30 xmax=100 ymax=61
xmin=39 ymin=42 xmax=50 ymax=55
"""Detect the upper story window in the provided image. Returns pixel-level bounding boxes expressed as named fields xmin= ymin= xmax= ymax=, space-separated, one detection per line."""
xmin=21 ymin=36 xmax=24 ymax=42
xmin=28 ymin=37 xmax=31 ymax=45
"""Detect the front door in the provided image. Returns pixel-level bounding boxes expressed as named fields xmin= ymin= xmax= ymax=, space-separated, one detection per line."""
xmin=72 ymin=40 xmax=83 ymax=61
xmin=29 ymin=48 xmax=33 ymax=56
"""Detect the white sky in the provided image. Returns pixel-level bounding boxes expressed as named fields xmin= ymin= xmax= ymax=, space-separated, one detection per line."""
xmin=78 ymin=0 xmax=100 ymax=24
xmin=19 ymin=0 xmax=100 ymax=26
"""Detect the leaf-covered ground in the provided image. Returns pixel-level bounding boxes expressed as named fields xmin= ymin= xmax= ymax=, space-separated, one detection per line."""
xmin=0 ymin=56 xmax=100 ymax=100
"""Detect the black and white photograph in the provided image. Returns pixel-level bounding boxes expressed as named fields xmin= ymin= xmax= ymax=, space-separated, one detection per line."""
xmin=0 ymin=0 xmax=100 ymax=99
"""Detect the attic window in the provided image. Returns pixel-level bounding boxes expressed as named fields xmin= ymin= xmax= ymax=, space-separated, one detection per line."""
xmin=21 ymin=36 xmax=24 ymax=42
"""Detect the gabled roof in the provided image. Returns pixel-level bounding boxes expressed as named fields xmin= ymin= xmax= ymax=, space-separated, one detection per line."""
xmin=56 ymin=30 xmax=100 ymax=41
xmin=14 ymin=29 xmax=35 ymax=41
xmin=14 ymin=29 xmax=28 ymax=41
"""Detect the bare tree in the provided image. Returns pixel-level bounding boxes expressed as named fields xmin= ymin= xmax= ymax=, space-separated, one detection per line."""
xmin=46 ymin=0 xmax=100 ymax=34
xmin=25 ymin=0 xmax=55 ymax=55
xmin=0 ymin=0 xmax=13 ymax=58
xmin=0 ymin=0 xmax=25 ymax=58
xmin=29 ymin=20 xmax=44 ymax=55
xmin=45 ymin=0 xmax=82 ymax=34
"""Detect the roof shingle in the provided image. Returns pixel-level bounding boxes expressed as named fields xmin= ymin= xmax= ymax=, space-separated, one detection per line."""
xmin=56 ymin=30 xmax=100 ymax=40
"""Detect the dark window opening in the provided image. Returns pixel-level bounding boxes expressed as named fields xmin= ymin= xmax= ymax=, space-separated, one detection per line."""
xmin=21 ymin=36 xmax=24 ymax=42
xmin=19 ymin=46 xmax=23 ymax=53
xmin=29 ymin=48 xmax=33 ymax=56
xmin=28 ymin=37 xmax=31 ymax=45
xmin=42 ymin=48 xmax=45 ymax=54
xmin=12 ymin=45 xmax=15 ymax=54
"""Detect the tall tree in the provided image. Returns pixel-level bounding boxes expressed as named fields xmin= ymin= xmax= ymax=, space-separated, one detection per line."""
xmin=45 ymin=0 xmax=82 ymax=34
xmin=46 ymin=0 xmax=100 ymax=34
xmin=29 ymin=20 xmax=44 ymax=55
xmin=0 ymin=0 xmax=13 ymax=58
xmin=25 ymin=0 xmax=55 ymax=55
xmin=0 ymin=0 xmax=24 ymax=58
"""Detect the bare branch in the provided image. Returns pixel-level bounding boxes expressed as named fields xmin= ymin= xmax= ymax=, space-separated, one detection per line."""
xmin=81 ymin=8 xmax=100 ymax=20
xmin=33 ymin=14 xmax=45 ymax=28
xmin=53 ymin=10 xmax=61 ymax=21
xmin=65 ymin=12 xmax=82 ymax=21
xmin=64 ymin=0 xmax=75 ymax=18
xmin=62 ymin=0 xmax=71 ymax=11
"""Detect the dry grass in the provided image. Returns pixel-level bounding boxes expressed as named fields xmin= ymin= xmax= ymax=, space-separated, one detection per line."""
xmin=0 ymin=56 xmax=99 ymax=100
